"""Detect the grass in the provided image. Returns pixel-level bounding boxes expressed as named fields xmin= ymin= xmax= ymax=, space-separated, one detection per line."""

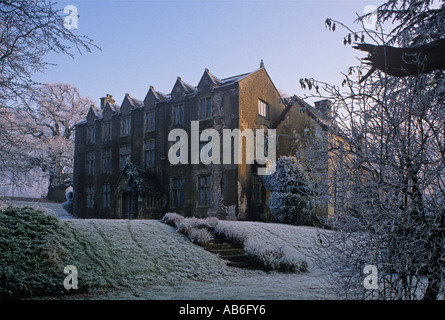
xmin=1 ymin=208 xmax=331 ymax=299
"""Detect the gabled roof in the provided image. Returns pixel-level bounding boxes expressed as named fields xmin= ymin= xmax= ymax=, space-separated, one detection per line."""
xmin=104 ymin=100 xmax=120 ymax=113
xmin=86 ymin=105 xmax=101 ymax=123
xmin=125 ymin=93 xmax=143 ymax=108
xmin=176 ymin=76 xmax=196 ymax=93
xmin=144 ymin=86 xmax=169 ymax=106
xmin=274 ymin=96 xmax=332 ymax=131
xmin=151 ymin=87 xmax=168 ymax=101
xmin=205 ymin=68 xmax=222 ymax=85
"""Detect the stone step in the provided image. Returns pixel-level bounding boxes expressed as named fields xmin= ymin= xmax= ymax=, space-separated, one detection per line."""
xmin=206 ymin=248 xmax=245 ymax=256
xmin=219 ymin=254 xmax=249 ymax=262
xmin=227 ymin=260 xmax=253 ymax=268
xmin=205 ymin=242 xmax=243 ymax=251
xmin=205 ymin=243 xmax=232 ymax=250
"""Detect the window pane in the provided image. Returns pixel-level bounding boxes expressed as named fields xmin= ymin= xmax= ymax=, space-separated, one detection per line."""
xmin=200 ymin=100 xmax=206 ymax=118
xmin=179 ymin=189 xmax=184 ymax=206
xmin=205 ymin=188 xmax=211 ymax=205
xmin=173 ymin=191 xmax=178 ymax=207
xmin=179 ymin=105 xmax=184 ymax=123
xmin=199 ymin=188 xmax=205 ymax=206
xmin=206 ymin=99 xmax=211 ymax=118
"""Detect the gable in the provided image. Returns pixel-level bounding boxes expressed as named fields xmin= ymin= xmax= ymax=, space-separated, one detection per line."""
xmin=197 ymin=69 xmax=220 ymax=93
xmin=239 ymin=67 xmax=282 ymax=103
xmin=102 ymin=103 xmax=113 ymax=121
xmin=143 ymin=86 xmax=164 ymax=109
xmin=86 ymin=106 xmax=98 ymax=124
xmin=171 ymin=77 xmax=195 ymax=101
xmin=120 ymin=94 xmax=134 ymax=115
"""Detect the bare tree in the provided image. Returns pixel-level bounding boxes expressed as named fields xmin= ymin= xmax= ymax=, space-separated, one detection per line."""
xmin=0 ymin=0 xmax=97 ymax=110
xmin=299 ymin=0 xmax=445 ymax=299
xmin=0 ymin=0 xmax=98 ymax=192
xmin=15 ymin=83 xmax=93 ymax=201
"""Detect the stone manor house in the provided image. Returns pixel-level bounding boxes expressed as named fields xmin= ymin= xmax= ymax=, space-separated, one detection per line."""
xmin=73 ymin=62 xmax=331 ymax=221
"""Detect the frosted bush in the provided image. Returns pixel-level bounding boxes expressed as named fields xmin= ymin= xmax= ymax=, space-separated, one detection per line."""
xmin=177 ymin=220 xmax=193 ymax=237
xmin=200 ymin=217 xmax=219 ymax=230
xmin=244 ymin=239 xmax=308 ymax=273
xmin=161 ymin=212 xmax=184 ymax=228
xmin=214 ymin=222 xmax=248 ymax=244
xmin=164 ymin=215 xmax=217 ymax=247
xmin=189 ymin=228 xmax=213 ymax=246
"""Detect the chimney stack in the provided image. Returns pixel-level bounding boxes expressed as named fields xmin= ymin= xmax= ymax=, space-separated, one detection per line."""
xmin=100 ymin=94 xmax=115 ymax=110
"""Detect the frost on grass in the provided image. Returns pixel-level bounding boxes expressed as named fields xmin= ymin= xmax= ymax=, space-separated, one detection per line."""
xmin=60 ymin=219 xmax=232 ymax=291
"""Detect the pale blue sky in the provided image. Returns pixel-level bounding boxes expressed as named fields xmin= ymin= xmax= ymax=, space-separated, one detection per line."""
xmin=34 ymin=0 xmax=383 ymax=106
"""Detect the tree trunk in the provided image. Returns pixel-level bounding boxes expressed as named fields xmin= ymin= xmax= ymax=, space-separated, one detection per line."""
xmin=46 ymin=174 xmax=67 ymax=202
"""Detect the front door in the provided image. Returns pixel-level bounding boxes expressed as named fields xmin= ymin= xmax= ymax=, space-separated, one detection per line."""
xmin=123 ymin=192 xmax=133 ymax=219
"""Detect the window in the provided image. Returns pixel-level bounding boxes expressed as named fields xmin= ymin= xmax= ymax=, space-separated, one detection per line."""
xmin=87 ymin=126 xmax=95 ymax=144
xmin=119 ymin=144 xmax=131 ymax=170
xmin=253 ymin=174 xmax=262 ymax=205
xmin=103 ymin=122 xmax=112 ymax=141
xmin=199 ymin=131 xmax=213 ymax=158
xmin=147 ymin=194 xmax=163 ymax=209
xmin=86 ymin=184 xmax=94 ymax=209
xmin=102 ymin=148 xmax=112 ymax=173
xmin=121 ymin=117 xmax=131 ymax=136
xmin=258 ymin=99 xmax=269 ymax=119
xmin=145 ymin=110 xmax=156 ymax=132
xmin=86 ymin=151 xmax=95 ymax=175
xmin=173 ymin=103 xmax=184 ymax=125
xmin=102 ymin=183 xmax=111 ymax=208
xmin=144 ymin=139 xmax=155 ymax=168
xmin=171 ymin=178 xmax=184 ymax=208
xmin=198 ymin=175 xmax=211 ymax=206
xmin=200 ymin=97 xmax=212 ymax=120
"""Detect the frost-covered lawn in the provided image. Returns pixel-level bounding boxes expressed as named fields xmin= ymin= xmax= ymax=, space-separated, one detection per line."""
xmin=57 ymin=219 xmax=334 ymax=299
